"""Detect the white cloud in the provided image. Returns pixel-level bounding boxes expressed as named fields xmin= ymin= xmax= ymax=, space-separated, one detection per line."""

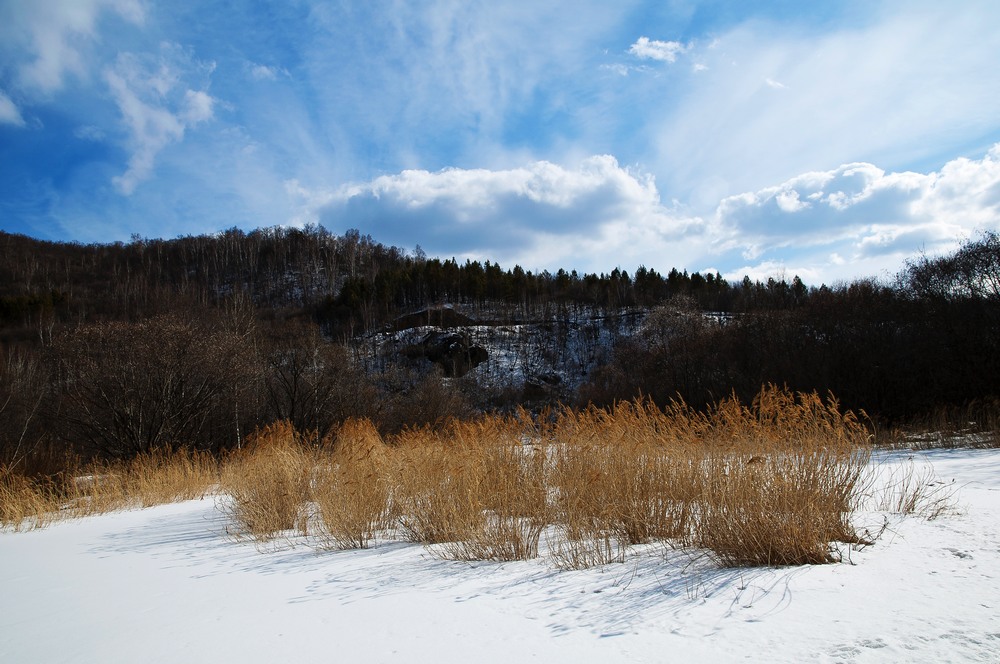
xmin=0 ymin=90 xmax=25 ymax=126
xmin=629 ymin=37 xmax=687 ymax=63
xmin=713 ymin=144 xmax=1000 ymax=282
xmin=248 ymin=63 xmax=287 ymax=81
xmin=181 ymin=89 xmax=214 ymax=124
xmin=105 ymin=49 xmax=216 ymax=195
xmin=653 ymin=2 xmax=1000 ymax=210
xmin=290 ymin=156 xmax=704 ymax=273
xmin=1 ymin=0 xmax=144 ymax=94
xmin=285 ymin=144 xmax=1000 ymax=282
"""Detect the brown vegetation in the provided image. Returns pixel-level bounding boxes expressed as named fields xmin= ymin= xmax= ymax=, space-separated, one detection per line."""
xmin=0 ymin=387 xmax=908 ymax=570
xmin=1 ymin=448 xmax=217 ymax=531
xmin=11 ymin=387 xmax=871 ymax=568
xmin=219 ymin=421 xmax=312 ymax=540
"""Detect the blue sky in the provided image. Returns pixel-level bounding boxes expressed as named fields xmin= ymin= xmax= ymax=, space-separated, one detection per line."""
xmin=2 ymin=0 xmax=1000 ymax=285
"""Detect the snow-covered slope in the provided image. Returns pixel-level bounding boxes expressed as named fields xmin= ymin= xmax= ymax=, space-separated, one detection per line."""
xmin=2 ymin=449 xmax=998 ymax=663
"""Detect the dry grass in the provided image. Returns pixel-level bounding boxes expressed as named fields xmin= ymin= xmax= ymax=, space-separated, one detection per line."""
xmin=437 ymin=415 xmax=548 ymax=561
xmin=219 ymin=421 xmax=312 ymax=541
xmin=869 ymin=459 xmax=958 ymax=520
xmin=543 ymin=389 xmax=872 ymax=568
xmin=0 ymin=471 xmax=62 ymax=531
xmin=548 ymin=403 xmax=701 ymax=568
xmin=872 ymin=399 xmax=1000 ymax=450
xmin=390 ymin=425 xmax=482 ymax=546
xmin=2 ymin=387 xmax=886 ymax=572
xmin=1 ymin=449 xmax=217 ymax=531
xmin=312 ymin=419 xmax=392 ymax=549
xmin=693 ymin=389 xmax=871 ymax=566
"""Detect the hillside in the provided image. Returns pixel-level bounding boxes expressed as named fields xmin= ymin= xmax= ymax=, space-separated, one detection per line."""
xmin=1 ymin=227 xmax=999 ymax=474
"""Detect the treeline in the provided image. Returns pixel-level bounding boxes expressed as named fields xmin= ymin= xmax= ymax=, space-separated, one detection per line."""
xmin=0 ymin=306 xmax=477 ymax=476
xmin=582 ymin=232 xmax=1000 ymax=420
xmin=1 ymin=226 xmax=998 ymax=477
xmin=0 ymin=225 xmax=804 ymax=342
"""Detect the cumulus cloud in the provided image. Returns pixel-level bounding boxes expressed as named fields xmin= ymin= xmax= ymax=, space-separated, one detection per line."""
xmin=714 ymin=144 xmax=1000 ymax=281
xmin=285 ymin=145 xmax=1000 ymax=282
xmin=288 ymin=156 xmax=703 ymax=273
xmin=629 ymin=37 xmax=687 ymax=63
xmin=105 ymin=49 xmax=216 ymax=195
xmin=0 ymin=90 xmax=25 ymax=126
xmin=653 ymin=3 xmax=1000 ymax=209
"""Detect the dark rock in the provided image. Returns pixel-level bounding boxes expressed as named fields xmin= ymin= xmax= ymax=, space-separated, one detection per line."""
xmin=523 ymin=372 xmax=563 ymax=401
xmin=414 ymin=330 xmax=488 ymax=377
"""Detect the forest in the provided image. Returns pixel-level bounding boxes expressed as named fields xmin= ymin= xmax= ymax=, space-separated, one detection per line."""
xmin=1 ymin=225 xmax=998 ymax=478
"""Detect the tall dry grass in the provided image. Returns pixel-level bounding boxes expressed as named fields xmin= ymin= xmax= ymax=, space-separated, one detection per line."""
xmin=1 ymin=449 xmax=218 ymax=532
xmin=437 ymin=415 xmax=548 ymax=561
xmin=693 ymin=388 xmax=871 ymax=566
xmin=3 ymin=386 xmax=879 ymax=571
xmin=219 ymin=421 xmax=312 ymax=541
xmin=545 ymin=388 xmax=871 ymax=568
xmin=0 ymin=470 xmax=62 ymax=531
xmin=548 ymin=402 xmax=703 ymax=568
xmin=387 ymin=414 xmax=551 ymax=561
xmin=312 ymin=418 xmax=392 ymax=549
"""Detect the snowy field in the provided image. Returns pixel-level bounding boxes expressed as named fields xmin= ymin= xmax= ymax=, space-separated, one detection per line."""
xmin=2 ymin=448 xmax=999 ymax=663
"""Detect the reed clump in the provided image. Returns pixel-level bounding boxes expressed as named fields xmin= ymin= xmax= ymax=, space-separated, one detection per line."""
xmin=690 ymin=388 xmax=872 ymax=565
xmin=436 ymin=415 xmax=548 ymax=561
xmin=0 ymin=470 xmax=62 ymax=531
xmin=219 ymin=421 xmax=312 ymax=541
xmin=1 ymin=449 xmax=218 ymax=531
xmin=312 ymin=418 xmax=392 ymax=549
xmin=549 ymin=401 xmax=706 ymax=568
xmin=3 ymin=386 xmax=877 ymax=571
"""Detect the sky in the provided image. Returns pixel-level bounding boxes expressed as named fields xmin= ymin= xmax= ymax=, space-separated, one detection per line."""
xmin=1 ymin=1 xmax=1000 ymax=285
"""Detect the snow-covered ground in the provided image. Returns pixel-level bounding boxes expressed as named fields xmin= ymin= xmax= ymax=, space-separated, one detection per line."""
xmin=2 ymin=448 xmax=998 ymax=663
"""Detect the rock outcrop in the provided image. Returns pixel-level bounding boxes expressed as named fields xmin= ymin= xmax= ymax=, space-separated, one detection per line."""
xmin=403 ymin=330 xmax=488 ymax=377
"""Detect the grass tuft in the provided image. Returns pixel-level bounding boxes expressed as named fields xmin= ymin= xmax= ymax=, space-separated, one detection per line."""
xmin=219 ymin=421 xmax=312 ymax=541
xmin=312 ymin=419 xmax=392 ymax=549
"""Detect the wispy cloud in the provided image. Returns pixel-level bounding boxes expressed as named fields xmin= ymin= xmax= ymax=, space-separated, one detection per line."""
xmin=629 ymin=37 xmax=687 ymax=63
xmin=651 ymin=3 xmax=1000 ymax=210
xmin=73 ymin=125 xmax=106 ymax=141
xmin=247 ymin=63 xmax=288 ymax=81
xmin=105 ymin=47 xmax=216 ymax=195
xmin=0 ymin=90 xmax=25 ymax=126
xmin=1 ymin=0 xmax=144 ymax=94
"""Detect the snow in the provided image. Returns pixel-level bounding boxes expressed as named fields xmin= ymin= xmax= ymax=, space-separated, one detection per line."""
xmin=2 ymin=449 xmax=999 ymax=663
